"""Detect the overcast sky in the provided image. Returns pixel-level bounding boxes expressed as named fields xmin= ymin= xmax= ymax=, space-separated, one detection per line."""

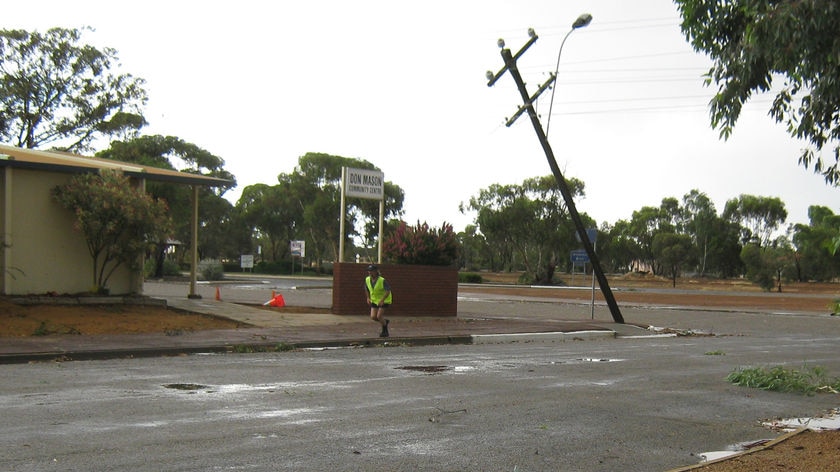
xmin=6 ymin=0 xmax=838 ymax=234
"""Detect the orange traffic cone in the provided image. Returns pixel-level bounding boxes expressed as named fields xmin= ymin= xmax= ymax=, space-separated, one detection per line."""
xmin=215 ymin=286 xmax=221 ymax=301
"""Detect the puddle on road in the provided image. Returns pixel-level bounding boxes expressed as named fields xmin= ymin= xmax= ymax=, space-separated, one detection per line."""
xmin=163 ymin=383 xmax=209 ymax=391
xmin=161 ymin=382 xmax=343 ymax=396
xmin=395 ymin=358 xmax=623 ymax=376
xmin=161 ymin=383 xmax=277 ymax=395
xmin=393 ymin=360 xmax=627 ymax=388
xmin=396 ymin=365 xmax=451 ymax=375
xmin=548 ymin=358 xmax=624 ymax=365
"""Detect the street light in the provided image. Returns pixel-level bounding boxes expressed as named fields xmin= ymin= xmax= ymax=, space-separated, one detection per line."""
xmin=545 ymin=13 xmax=592 ymax=136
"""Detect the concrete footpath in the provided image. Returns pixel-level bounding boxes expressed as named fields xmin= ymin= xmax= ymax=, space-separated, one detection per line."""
xmin=0 ymin=279 xmax=655 ymax=363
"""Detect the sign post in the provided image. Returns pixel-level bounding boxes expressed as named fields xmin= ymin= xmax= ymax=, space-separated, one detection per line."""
xmin=290 ymin=240 xmax=305 ymax=274
xmin=240 ymin=254 xmax=254 ymax=273
xmin=339 ymin=167 xmax=385 ymax=263
xmin=573 ymin=228 xmax=598 ymax=319
xmin=588 ymin=232 xmax=598 ymax=320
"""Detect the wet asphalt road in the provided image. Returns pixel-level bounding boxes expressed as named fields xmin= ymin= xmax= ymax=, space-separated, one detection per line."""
xmin=2 ymin=305 xmax=840 ymax=472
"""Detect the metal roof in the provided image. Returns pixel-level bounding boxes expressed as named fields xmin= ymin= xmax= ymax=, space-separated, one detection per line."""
xmin=0 ymin=143 xmax=231 ymax=186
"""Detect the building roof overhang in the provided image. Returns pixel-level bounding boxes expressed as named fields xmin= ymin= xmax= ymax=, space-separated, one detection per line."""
xmin=0 ymin=144 xmax=232 ymax=187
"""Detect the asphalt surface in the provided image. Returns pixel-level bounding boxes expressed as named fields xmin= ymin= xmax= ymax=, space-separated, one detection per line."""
xmin=0 ymin=278 xmax=649 ymax=363
xmin=2 ymin=277 xmax=840 ymax=471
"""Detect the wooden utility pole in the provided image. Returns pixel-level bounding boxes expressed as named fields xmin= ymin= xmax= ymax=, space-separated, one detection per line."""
xmin=486 ymin=32 xmax=624 ymax=324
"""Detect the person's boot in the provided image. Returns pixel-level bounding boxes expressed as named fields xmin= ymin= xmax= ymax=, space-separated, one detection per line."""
xmin=380 ymin=319 xmax=390 ymax=337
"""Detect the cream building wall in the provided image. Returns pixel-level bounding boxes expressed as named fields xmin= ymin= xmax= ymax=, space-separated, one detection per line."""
xmin=1 ymin=167 xmax=136 ymax=295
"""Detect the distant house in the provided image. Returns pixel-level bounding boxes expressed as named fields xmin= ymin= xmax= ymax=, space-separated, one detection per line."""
xmin=0 ymin=144 xmax=229 ymax=296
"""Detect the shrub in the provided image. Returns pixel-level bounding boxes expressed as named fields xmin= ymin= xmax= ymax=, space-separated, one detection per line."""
xmin=144 ymin=258 xmax=181 ymax=278
xmin=254 ymin=260 xmax=292 ymax=274
xmin=52 ymin=169 xmax=172 ymax=294
xmin=458 ymin=272 xmax=483 ymax=283
xmin=382 ymin=221 xmax=461 ymax=266
xmin=198 ymin=259 xmax=225 ymax=281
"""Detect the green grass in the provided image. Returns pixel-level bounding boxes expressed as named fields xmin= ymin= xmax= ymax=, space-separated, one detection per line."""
xmin=32 ymin=321 xmax=50 ymax=336
xmin=230 ymin=342 xmax=296 ymax=353
xmin=727 ymin=365 xmax=840 ymax=395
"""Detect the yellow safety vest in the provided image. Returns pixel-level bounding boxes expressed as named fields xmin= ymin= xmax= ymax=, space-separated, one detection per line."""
xmin=365 ymin=276 xmax=392 ymax=304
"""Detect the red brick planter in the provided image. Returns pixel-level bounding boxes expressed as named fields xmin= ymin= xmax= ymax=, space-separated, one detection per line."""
xmin=332 ymin=262 xmax=457 ymax=316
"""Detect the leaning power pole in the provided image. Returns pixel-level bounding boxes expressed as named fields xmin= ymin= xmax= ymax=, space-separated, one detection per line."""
xmin=486 ymin=30 xmax=624 ymax=324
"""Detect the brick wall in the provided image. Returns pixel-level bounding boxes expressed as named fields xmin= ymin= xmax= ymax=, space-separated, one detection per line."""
xmin=332 ymin=262 xmax=457 ymax=316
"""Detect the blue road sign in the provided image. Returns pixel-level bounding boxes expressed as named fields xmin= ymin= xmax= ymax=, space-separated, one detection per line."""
xmin=575 ymin=228 xmax=598 ymax=244
xmin=570 ymin=249 xmax=589 ymax=263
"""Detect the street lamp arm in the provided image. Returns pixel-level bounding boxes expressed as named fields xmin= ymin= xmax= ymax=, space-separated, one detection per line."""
xmin=545 ymin=13 xmax=593 ymax=136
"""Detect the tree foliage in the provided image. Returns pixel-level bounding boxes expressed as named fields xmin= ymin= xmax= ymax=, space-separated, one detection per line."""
xmin=680 ymin=189 xmax=719 ymax=276
xmin=52 ymin=170 xmax=171 ymax=293
xmin=652 ymin=232 xmax=695 ymax=287
xmin=606 ymin=190 xmax=743 ymax=278
xmin=234 ymin=153 xmax=404 ymax=268
xmin=675 ymin=0 xmax=840 ymax=183
xmin=237 ymin=183 xmax=299 ymax=262
xmin=0 ymin=27 xmax=147 ymax=151
xmin=457 ymin=224 xmax=492 ymax=271
xmin=740 ymin=238 xmax=796 ymax=291
xmin=792 ymin=205 xmax=840 ymax=281
xmin=97 ymin=135 xmax=238 ymax=270
xmin=98 ymin=135 xmax=236 ymax=190
xmin=722 ymin=194 xmax=787 ymax=246
xmin=462 ymin=175 xmax=591 ymax=283
xmin=626 ymin=203 xmax=677 ymax=275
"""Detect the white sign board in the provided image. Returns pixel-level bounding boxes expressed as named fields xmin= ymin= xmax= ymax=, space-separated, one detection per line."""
xmin=240 ymin=254 xmax=254 ymax=269
xmin=290 ymin=240 xmax=305 ymax=257
xmin=345 ymin=168 xmax=384 ymax=200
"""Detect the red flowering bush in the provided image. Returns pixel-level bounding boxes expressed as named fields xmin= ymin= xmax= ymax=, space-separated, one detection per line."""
xmin=382 ymin=221 xmax=460 ymax=266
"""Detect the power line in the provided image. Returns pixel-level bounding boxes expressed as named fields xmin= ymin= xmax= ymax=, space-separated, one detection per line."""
xmin=557 ymin=66 xmax=709 ymax=73
xmin=529 ymin=17 xmax=680 ymax=36
xmin=543 ymin=97 xmax=776 ymax=117
xmin=557 ymin=94 xmax=715 ymax=106
xmin=555 ymin=77 xmax=708 ymax=85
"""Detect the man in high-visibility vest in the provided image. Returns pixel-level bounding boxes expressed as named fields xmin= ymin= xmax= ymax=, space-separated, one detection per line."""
xmin=364 ymin=264 xmax=392 ymax=337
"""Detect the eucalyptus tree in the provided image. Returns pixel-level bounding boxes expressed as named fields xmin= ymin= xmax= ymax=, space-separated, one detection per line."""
xmin=676 ymin=0 xmax=840 ymax=184
xmin=603 ymin=220 xmax=642 ymax=273
xmin=741 ymin=236 xmax=797 ymax=292
xmin=97 ymin=135 xmax=238 ymax=270
xmin=464 ymin=175 xmax=590 ymax=284
xmin=792 ymin=206 xmax=840 ymax=281
xmin=722 ymin=194 xmax=787 ymax=246
xmin=652 ymin=232 xmax=696 ymax=287
xmin=0 ymin=27 xmax=147 ymax=151
xmin=463 ymin=182 xmax=526 ymax=273
xmin=287 ymin=152 xmax=404 ymax=265
xmin=681 ymin=189 xmax=718 ymax=276
xmin=457 ymin=225 xmax=491 ymax=271
xmin=703 ymin=216 xmax=744 ymax=278
xmin=627 ymin=200 xmax=679 ymax=275
xmin=236 ymin=183 xmax=300 ymax=263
